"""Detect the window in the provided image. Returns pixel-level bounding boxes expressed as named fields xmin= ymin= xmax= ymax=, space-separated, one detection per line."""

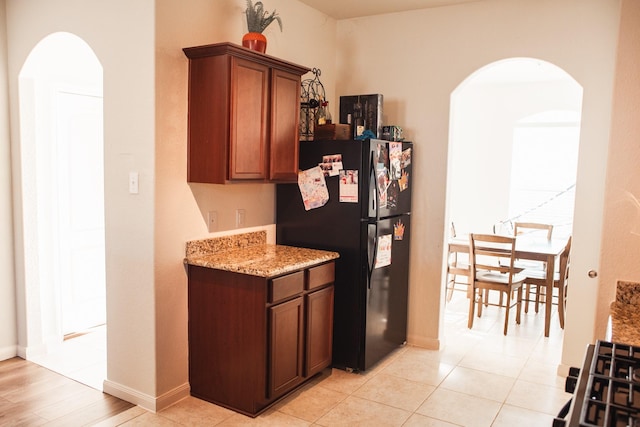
xmin=507 ymin=111 xmax=580 ymax=238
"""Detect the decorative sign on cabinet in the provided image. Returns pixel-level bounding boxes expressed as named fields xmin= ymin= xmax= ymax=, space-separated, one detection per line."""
xmin=182 ymin=42 xmax=310 ymax=184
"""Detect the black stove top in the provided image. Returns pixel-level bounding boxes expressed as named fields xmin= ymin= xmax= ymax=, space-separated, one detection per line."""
xmin=570 ymin=341 xmax=640 ymax=427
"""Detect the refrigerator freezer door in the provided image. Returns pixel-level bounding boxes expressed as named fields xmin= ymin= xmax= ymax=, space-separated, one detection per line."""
xmin=290 ymin=139 xmax=412 ymax=222
xmin=368 ymin=140 xmax=413 ymax=220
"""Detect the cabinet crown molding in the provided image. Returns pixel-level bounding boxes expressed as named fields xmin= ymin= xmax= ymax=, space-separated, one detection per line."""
xmin=183 ymin=42 xmax=310 ymax=76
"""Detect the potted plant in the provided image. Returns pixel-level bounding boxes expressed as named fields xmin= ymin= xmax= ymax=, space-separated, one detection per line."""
xmin=242 ymin=0 xmax=282 ymax=53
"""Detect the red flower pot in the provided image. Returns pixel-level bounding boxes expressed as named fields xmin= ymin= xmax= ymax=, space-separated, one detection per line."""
xmin=242 ymin=32 xmax=267 ymax=53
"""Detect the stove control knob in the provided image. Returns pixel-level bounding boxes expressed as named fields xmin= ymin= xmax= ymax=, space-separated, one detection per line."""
xmin=565 ymin=367 xmax=580 ymax=393
xmin=588 ymin=270 xmax=598 ymax=278
xmin=552 ymin=418 xmax=566 ymax=427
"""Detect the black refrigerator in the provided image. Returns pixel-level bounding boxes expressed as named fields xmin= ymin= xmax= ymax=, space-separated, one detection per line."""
xmin=276 ymin=139 xmax=412 ymax=372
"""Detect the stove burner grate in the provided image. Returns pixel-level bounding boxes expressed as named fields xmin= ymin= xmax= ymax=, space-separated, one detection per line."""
xmin=579 ymin=341 xmax=640 ymax=427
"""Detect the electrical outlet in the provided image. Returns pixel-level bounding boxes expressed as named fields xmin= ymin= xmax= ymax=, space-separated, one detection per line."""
xmin=207 ymin=211 xmax=218 ymax=232
xmin=236 ymin=209 xmax=246 ymax=228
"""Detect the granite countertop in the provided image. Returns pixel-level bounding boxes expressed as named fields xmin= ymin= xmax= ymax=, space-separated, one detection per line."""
xmin=184 ymin=231 xmax=339 ymax=278
xmin=608 ymin=281 xmax=640 ymax=347
xmin=609 ymin=301 xmax=640 ymax=347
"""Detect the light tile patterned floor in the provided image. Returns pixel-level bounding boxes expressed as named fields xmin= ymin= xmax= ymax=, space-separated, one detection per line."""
xmin=33 ymin=291 xmax=571 ymax=426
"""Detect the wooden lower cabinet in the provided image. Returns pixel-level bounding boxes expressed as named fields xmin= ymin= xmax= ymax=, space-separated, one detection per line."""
xmin=268 ymin=296 xmax=304 ymax=398
xmin=305 ymin=286 xmax=334 ymax=377
xmin=187 ymin=261 xmax=334 ymax=417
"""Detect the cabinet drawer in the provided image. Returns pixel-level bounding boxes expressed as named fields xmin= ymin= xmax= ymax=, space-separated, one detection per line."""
xmin=269 ymin=271 xmax=304 ymax=303
xmin=307 ymin=262 xmax=335 ymax=291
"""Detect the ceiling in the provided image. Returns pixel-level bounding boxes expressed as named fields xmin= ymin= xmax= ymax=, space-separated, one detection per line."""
xmin=296 ymin=0 xmax=482 ymax=19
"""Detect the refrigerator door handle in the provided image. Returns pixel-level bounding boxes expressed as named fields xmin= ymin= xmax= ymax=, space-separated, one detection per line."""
xmin=367 ymin=223 xmax=378 ymax=289
xmin=369 ymin=150 xmax=380 ymax=221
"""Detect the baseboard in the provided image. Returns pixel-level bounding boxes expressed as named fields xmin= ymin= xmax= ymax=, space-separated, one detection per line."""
xmin=0 ymin=345 xmax=18 ymax=361
xmin=16 ymin=345 xmax=27 ymax=359
xmin=103 ymin=379 xmax=190 ymax=413
xmin=407 ymin=334 xmax=441 ymax=350
xmin=18 ymin=341 xmax=56 ymax=360
xmin=103 ymin=380 xmax=154 ymax=411
xmin=556 ymin=362 xmax=570 ymax=377
xmin=156 ymin=382 xmax=191 ymax=411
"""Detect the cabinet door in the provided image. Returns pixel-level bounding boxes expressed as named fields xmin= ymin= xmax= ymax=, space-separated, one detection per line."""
xmin=305 ymin=285 xmax=334 ymax=377
xmin=269 ymin=68 xmax=301 ymax=182
xmin=268 ymin=296 xmax=304 ymax=398
xmin=230 ymin=57 xmax=269 ymax=180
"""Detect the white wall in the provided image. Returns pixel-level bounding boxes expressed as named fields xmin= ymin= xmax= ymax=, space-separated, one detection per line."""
xmin=2 ymin=0 xmax=337 ymax=410
xmin=0 ymin=0 xmax=17 ymax=361
xmin=598 ymin=0 xmax=640 ymax=333
xmin=5 ymin=0 xmax=157 ymax=405
xmin=335 ymin=0 xmax=620 ymax=368
xmin=154 ymin=0 xmax=337 ymax=403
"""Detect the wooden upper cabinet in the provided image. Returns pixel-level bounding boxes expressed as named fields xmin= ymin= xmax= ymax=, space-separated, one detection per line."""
xmin=270 ymin=69 xmax=302 ymax=181
xmin=183 ymin=43 xmax=310 ymax=184
xmin=230 ymin=58 xmax=269 ymax=180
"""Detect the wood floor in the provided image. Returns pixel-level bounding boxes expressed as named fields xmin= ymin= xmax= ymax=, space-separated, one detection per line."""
xmin=0 ymin=357 xmax=134 ymax=426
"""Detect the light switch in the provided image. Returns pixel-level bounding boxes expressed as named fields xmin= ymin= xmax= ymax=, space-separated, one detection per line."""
xmin=129 ymin=172 xmax=139 ymax=194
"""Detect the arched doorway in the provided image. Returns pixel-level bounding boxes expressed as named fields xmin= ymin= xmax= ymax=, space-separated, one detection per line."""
xmin=444 ymin=58 xmax=582 ymax=338
xmin=18 ymin=32 xmax=106 ymax=390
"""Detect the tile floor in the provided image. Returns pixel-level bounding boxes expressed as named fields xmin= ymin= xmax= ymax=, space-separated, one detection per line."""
xmin=32 ymin=290 xmax=571 ymax=426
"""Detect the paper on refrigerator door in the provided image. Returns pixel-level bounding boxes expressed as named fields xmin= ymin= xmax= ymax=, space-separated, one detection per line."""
xmin=339 ymin=170 xmax=358 ymax=203
xmin=298 ymin=166 xmax=329 ymax=211
xmin=390 ymin=142 xmax=402 ymax=180
xmin=320 ymin=154 xmax=343 ymax=177
xmin=374 ymin=234 xmax=392 ymax=268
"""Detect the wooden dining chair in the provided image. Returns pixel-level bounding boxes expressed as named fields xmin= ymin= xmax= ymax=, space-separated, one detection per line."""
xmin=445 ymin=222 xmax=470 ymax=302
xmin=521 ymin=236 xmax=571 ymax=328
xmin=513 ymin=222 xmax=554 ymax=312
xmin=514 ymin=222 xmax=554 ymax=240
xmin=468 ymin=233 xmax=527 ymax=335
xmin=483 ymin=222 xmax=553 ymax=309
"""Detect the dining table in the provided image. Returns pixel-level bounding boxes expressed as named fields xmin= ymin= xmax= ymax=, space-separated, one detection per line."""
xmin=448 ymin=234 xmax=570 ymax=337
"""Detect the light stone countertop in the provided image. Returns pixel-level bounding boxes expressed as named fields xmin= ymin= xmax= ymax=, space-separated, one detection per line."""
xmin=184 ymin=231 xmax=339 ymax=278
xmin=609 ymin=301 xmax=640 ymax=347
xmin=608 ymin=281 xmax=640 ymax=347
